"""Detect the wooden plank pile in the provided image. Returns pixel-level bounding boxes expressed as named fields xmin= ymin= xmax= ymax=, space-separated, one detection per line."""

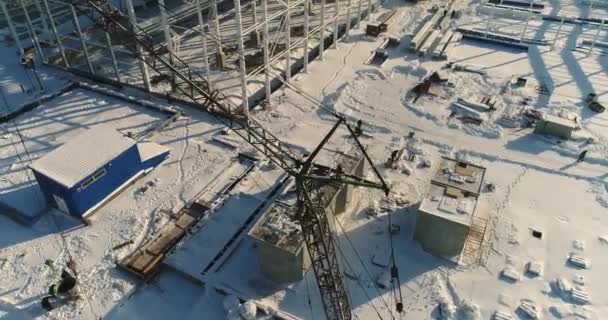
xmin=118 ymin=202 xmax=210 ymax=280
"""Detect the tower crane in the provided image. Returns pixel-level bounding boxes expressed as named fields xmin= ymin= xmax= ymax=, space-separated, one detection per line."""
xmin=67 ymin=1 xmax=390 ymax=318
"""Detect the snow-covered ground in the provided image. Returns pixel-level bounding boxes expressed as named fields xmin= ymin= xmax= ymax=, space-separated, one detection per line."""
xmin=1 ymin=0 xmax=608 ymax=319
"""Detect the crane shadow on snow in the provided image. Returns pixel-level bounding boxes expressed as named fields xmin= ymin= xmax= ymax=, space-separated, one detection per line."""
xmin=330 ymin=203 xmax=451 ymax=311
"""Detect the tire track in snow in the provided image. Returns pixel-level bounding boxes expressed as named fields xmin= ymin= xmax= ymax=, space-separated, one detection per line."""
xmin=320 ymin=41 xmax=359 ymax=108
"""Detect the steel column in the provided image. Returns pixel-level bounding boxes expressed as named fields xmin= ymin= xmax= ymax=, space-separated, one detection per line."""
xmin=42 ymin=0 xmax=69 ymax=67
xmin=211 ymin=0 xmax=223 ymax=53
xmin=125 ymin=0 xmax=151 ymax=91
xmin=590 ymin=19 xmax=605 ymax=53
xmin=252 ymin=0 xmax=260 ymax=45
xmin=345 ymin=0 xmax=352 ymax=39
xmin=356 ymin=0 xmax=362 ymax=27
xmin=552 ymin=16 xmax=564 ymax=47
xmin=19 ymin=0 xmax=46 ymax=62
xmin=333 ymin=0 xmax=339 ymax=47
xmin=234 ymin=0 xmax=249 ymax=115
xmin=34 ymin=0 xmax=51 ymax=39
xmin=158 ymin=0 xmax=173 ymax=58
xmin=285 ymin=0 xmax=292 ymax=82
xmin=262 ymin=0 xmax=272 ymax=106
xmin=196 ymin=0 xmax=213 ymax=89
xmin=69 ymin=4 xmax=94 ymax=74
xmin=105 ymin=32 xmax=121 ymax=82
xmin=320 ymin=0 xmax=326 ymax=60
xmin=521 ymin=0 xmax=534 ymax=40
xmin=2 ymin=3 xmax=24 ymax=55
xmin=303 ymin=0 xmax=309 ymax=73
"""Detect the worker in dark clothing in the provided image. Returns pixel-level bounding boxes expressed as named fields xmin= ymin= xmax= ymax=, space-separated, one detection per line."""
xmin=577 ymin=150 xmax=588 ymax=163
xmin=355 ymin=120 xmax=363 ymax=137
xmin=390 ymin=150 xmax=399 ymax=162
xmin=41 ymin=269 xmax=78 ymax=311
xmin=49 ymin=270 xmax=77 ymax=296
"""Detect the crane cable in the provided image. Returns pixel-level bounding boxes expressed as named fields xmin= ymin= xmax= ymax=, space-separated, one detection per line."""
xmin=328 ymin=203 xmax=392 ymax=314
xmin=387 ymin=209 xmax=404 ymax=316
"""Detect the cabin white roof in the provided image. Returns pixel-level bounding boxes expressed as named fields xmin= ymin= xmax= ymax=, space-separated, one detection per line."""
xmin=29 ymin=126 xmax=136 ymax=188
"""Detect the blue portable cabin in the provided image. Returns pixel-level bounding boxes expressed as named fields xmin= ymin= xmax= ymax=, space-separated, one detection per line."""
xmin=29 ymin=126 xmax=170 ymax=218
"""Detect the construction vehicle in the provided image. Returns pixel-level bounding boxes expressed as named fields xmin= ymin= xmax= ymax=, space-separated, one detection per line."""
xmin=68 ymin=1 xmax=391 ymax=320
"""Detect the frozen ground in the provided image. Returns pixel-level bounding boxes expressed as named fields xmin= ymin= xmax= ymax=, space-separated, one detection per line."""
xmin=1 ymin=0 xmax=608 ymax=319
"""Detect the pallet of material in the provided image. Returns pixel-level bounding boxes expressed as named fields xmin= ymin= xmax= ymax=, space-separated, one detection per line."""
xmin=432 ymin=31 xmax=455 ymax=59
xmin=409 ymin=10 xmax=446 ymax=52
xmin=451 ymin=102 xmax=487 ymax=122
xmin=457 ymin=97 xmax=492 ymax=112
xmin=366 ymin=9 xmax=399 ymax=36
xmin=457 ymin=27 xmax=529 ymax=50
xmin=118 ymin=203 xmax=210 ymax=280
xmin=365 ymin=49 xmax=390 ymax=65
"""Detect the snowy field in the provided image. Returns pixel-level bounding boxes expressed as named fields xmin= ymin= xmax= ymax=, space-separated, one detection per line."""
xmin=1 ymin=0 xmax=608 ymax=319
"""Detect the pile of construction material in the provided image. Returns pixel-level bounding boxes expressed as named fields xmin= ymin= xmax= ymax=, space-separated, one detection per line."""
xmin=451 ymin=96 xmax=500 ymax=124
xmin=364 ymin=36 xmax=400 ymax=66
xmin=366 ymin=9 xmax=399 ymax=37
xmin=408 ymin=8 xmax=461 ymax=59
xmin=410 ymin=70 xmax=449 ymax=102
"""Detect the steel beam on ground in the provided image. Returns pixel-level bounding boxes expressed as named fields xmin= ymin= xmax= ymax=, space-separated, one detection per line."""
xmin=125 ymin=0 xmax=151 ymax=91
xmin=367 ymin=0 xmax=372 ymax=20
xmin=69 ymin=4 xmax=94 ymax=74
xmin=234 ymin=0 xmax=249 ymax=115
xmin=2 ymin=3 xmax=24 ymax=55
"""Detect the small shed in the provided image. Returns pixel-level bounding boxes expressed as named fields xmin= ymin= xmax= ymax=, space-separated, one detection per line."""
xmin=534 ymin=114 xmax=577 ymax=139
xmin=29 ymin=126 xmax=170 ymax=218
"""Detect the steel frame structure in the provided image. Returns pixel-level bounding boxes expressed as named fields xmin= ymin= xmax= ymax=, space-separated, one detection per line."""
xmin=7 ymin=0 xmax=377 ymax=111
